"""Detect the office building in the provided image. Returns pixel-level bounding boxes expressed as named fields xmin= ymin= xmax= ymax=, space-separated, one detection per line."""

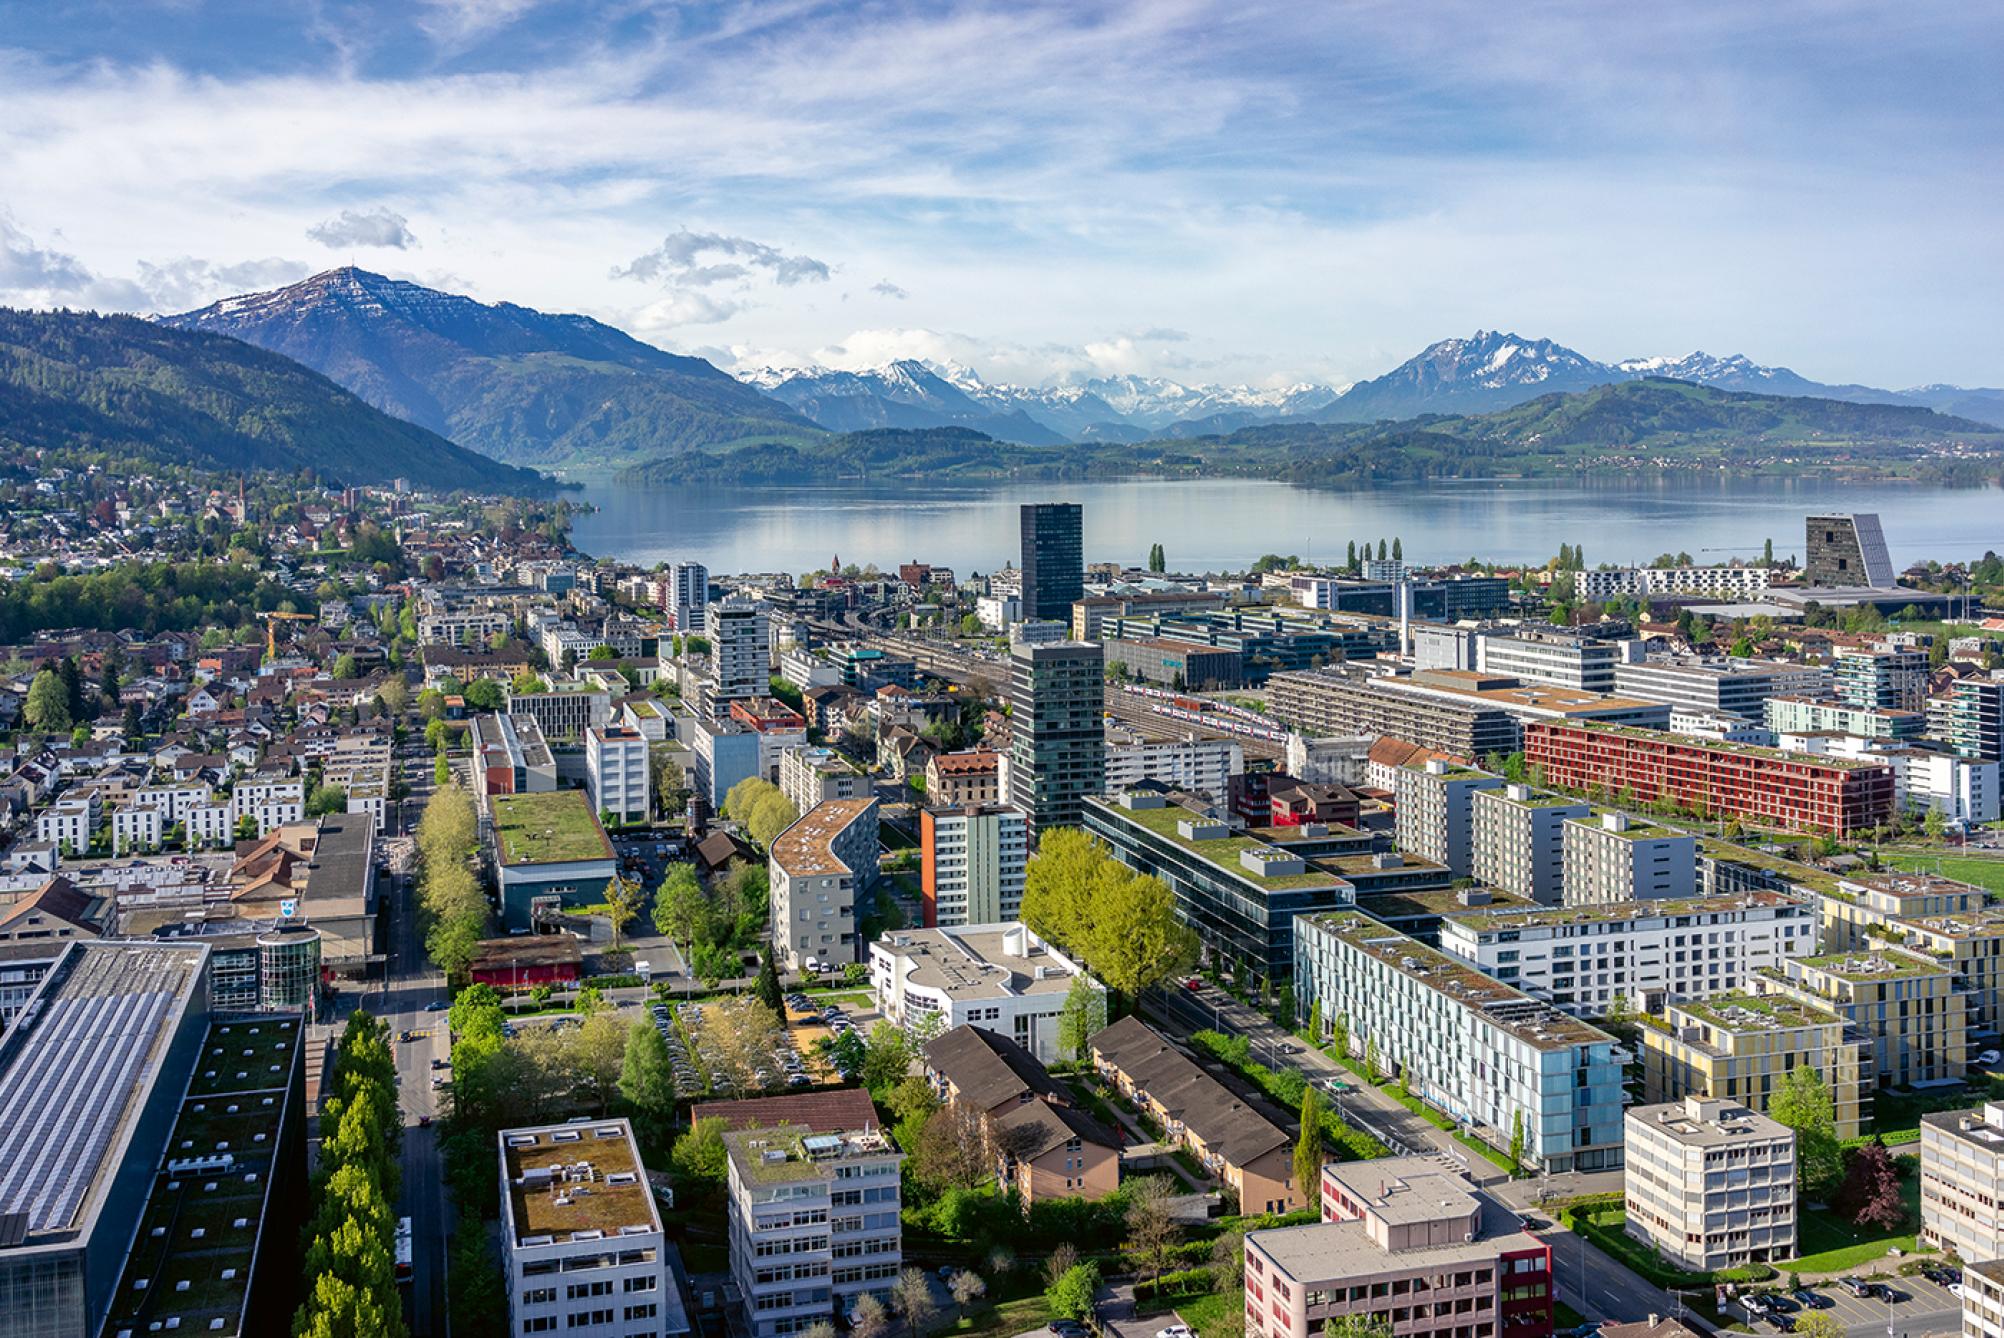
xmin=1020 ymin=503 xmax=1084 ymax=622
xmin=1755 ymin=950 xmax=1968 ymax=1090
xmin=1101 ymin=636 xmax=1244 ymax=690
xmin=1919 ymin=1102 xmax=2004 ymax=1266
xmin=1964 ymin=1260 xmax=2004 ymax=1338
xmin=1525 ymin=721 xmax=1895 ymax=836
xmin=1395 ymin=758 xmax=1503 ymax=878
xmin=665 ymin=560 xmax=709 ymax=631
xmin=1613 ymin=660 xmax=1804 ymax=722
xmin=706 ymin=597 xmax=773 ymax=706
xmin=1243 ymin=1159 xmax=1554 ymax=1338
xmin=918 ymin=806 xmax=1028 ymax=928
xmin=498 ymin=1118 xmax=689 ymax=1338
xmin=1477 ymin=632 xmax=1630 ymax=694
xmin=1293 ymin=912 xmax=1625 ymax=1172
xmin=1639 ymin=992 xmax=1871 ymax=1140
xmin=1624 ymin=1097 xmax=1796 ymax=1271
xmin=472 ymin=712 xmax=559 ymax=799
xmin=507 ymin=681 xmax=614 ymax=743
xmin=770 ymin=799 xmax=879 ymax=971
xmin=1005 ymin=640 xmax=1104 ymax=837
xmin=692 ymin=717 xmax=761 ymax=808
xmin=1471 ymin=784 xmax=1590 ymax=905
xmin=778 ymin=746 xmax=869 ymax=814
xmin=586 ymin=725 xmax=650 ymax=826
xmin=1763 ymin=695 xmax=1925 ymax=740
xmin=1834 ymin=646 xmax=1930 ymax=713
xmin=1104 ymin=731 xmax=1243 ymax=805
xmin=489 ymin=791 xmax=619 ymax=929
xmin=1805 ymin=513 xmax=1896 ymax=588
xmin=1090 ymin=1017 xmax=1302 ymax=1214
xmin=1438 ymin=892 xmax=1815 ymax=1018
xmin=924 ymin=751 xmax=1002 ymax=807
xmin=1560 ymin=812 xmax=1696 ymax=906
xmin=1083 ymin=791 xmax=1366 ymax=989
xmin=870 ymin=923 xmax=1097 ymax=1062
xmin=723 ymin=1119 xmax=902 ymax=1334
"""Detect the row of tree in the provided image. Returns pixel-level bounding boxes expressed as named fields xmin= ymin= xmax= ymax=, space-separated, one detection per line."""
xmin=416 ymin=785 xmax=489 ymax=979
xmin=1020 ymin=829 xmax=1200 ymax=1006
xmin=292 ymin=1012 xmax=407 ymax=1336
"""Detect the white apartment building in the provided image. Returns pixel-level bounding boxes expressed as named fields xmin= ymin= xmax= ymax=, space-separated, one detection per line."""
xmin=778 ymin=746 xmax=869 ymax=814
xmin=1965 ymin=1261 xmax=2004 ymax=1338
xmin=1576 ymin=565 xmax=1772 ymax=602
xmin=1394 ymin=758 xmax=1502 ymax=878
xmin=419 ymin=609 xmax=511 ymax=646
xmin=778 ymin=647 xmax=842 ymax=691
xmin=664 ymin=561 xmax=709 ymax=631
xmin=541 ymin=623 xmax=606 ymax=668
xmin=1624 ymin=1096 xmax=1796 ymax=1272
xmin=185 ymin=798 xmax=234 ymax=847
xmin=917 ymin=806 xmax=1027 ymax=928
xmin=497 ymin=1118 xmax=690 ymax=1338
xmin=724 ymin=1122 xmax=902 ymax=1336
xmin=1919 ymin=1102 xmax=2004 ymax=1264
xmin=1477 ymin=633 xmax=1634 ymax=694
xmin=132 ymin=783 xmax=211 ymax=823
xmin=976 ymin=594 xmax=1021 ymax=630
xmin=1776 ymin=734 xmax=2000 ymax=825
xmin=231 ymin=779 xmax=305 ymax=835
xmin=869 ymin=922 xmax=1099 ymax=1063
xmin=587 ymin=725 xmax=651 ymax=826
xmin=1471 ymin=783 xmax=1590 ymax=905
xmin=1561 ymin=812 xmax=1696 ymax=906
xmin=35 ymin=798 xmax=93 ymax=853
xmin=1667 ymin=707 xmax=1773 ymax=744
xmin=707 ymin=598 xmax=772 ymax=704
xmin=1613 ymin=659 xmax=1799 ymax=723
xmin=771 ymin=799 xmax=879 ymax=971
xmin=1103 ymin=732 xmax=1244 ymax=805
xmin=111 ymin=802 xmax=164 ymax=854
xmin=1438 ymin=891 xmax=1816 ymax=1017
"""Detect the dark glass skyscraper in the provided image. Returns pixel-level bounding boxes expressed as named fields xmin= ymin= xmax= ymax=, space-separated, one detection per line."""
xmin=1006 ymin=640 xmax=1105 ymax=839
xmin=1020 ymin=502 xmax=1084 ymax=622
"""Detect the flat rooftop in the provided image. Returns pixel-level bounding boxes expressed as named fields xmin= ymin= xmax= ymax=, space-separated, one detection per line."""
xmin=491 ymin=791 xmax=614 ymax=867
xmin=874 ymin=924 xmax=1085 ymax=999
xmin=1669 ymin=991 xmax=1842 ymax=1034
xmin=103 ymin=1015 xmax=302 ymax=1338
xmin=1919 ymin=1105 xmax=2004 ymax=1157
xmin=1445 ymin=890 xmax=1807 ymax=934
xmin=1697 ymin=838 xmax=1847 ymax=898
xmin=1324 ymin=1156 xmax=1477 ymax=1224
xmin=501 ymin=1119 xmax=659 ymax=1245
xmin=1897 ymin=903 xmax=2004 ymax=940
xmin=771 ymin=798 xmax=876 ymax=876
xmin=301 ymin=813 xmax=375 ymax=917
xmin=721 ymin=1122 xmax=898 ymax=1186
xmin=1548 ymin=721 xmax=1888 ymax=770
xmin=1091 ymin=797 xmax=1350 ymax=893
xmin=1250 ymin=1195 xmax=1539 ymax=1279
xmin=0 ymin=940 xmax=209 ymax=1243
xmin=1628 ymin=1098 xmax=1791 ymax=1149
xmin=1788 ymin=949 xmax=1948 ymax=983
xmin=1356 ymin=887 xmax=1538 ymax=923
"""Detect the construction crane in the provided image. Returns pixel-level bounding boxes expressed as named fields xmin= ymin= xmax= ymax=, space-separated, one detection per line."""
xmin=261 ymin=611 xmax=316 ymax=661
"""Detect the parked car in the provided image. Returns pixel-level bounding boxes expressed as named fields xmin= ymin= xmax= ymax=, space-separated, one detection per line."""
xmin=1977 ymin=1049 xmax=2001 ymax=1066
xmin=1792 ymin=1289 xmax=1827 ymax=1309
xmin=1763 ymin=1294 xmax=1798 ymax=1314
xmin=1839 ymin=1278 xmax=1871 ymax=1298
xmin=1878 ymin=1286 xmax=1907 ymax=1304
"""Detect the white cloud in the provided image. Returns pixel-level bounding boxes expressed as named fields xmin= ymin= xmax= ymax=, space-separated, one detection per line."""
xmin=614 ymin=230 xmax=830 ymax=287
xmin=0 ymin=215 xmax=150 ymax=310
xmin=870 ymin=279 xmax=908 ymax=300
xmin=135 ymin=256 xmax=307 ymax=310
xmin=307 ymin=207 xmax=417 ymax=250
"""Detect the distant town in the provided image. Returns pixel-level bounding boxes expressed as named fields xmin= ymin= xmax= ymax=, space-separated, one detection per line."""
xmin=7 ymin=462 xmax=2004 ymax=1338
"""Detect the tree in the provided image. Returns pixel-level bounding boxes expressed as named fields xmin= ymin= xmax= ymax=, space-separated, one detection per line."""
xmin=1791 ymin=1313 xmax=1844 ymax=1338
xmin=1330 ymin=1011 xmax=1349 ymax=1059
xmin=1210 ymin=1228 xmax=1245 ymax=1293
xmin=1044 ymin=1261 xmax=1100 ymax=1321
xmin=850 ymin=1294 xmax=891 ymax=1338
xmin=1020 ymin=828 xmax=1104 ymax=955
xmin=308 ymin=783 xmax=348 ymax=816
xmin=1087 ymin=866 xmax=1198 ymax=1000
xmin=1391 ymin=537 xmax=1402 ymax=561
xmin=1605 ymin=992 xmax=1631 ymax=1026
xmin=570 ymin=1011 xmax=630 ymax=1114
xmin=1376 ymin=539 xmax=1388 ymax=561
xmin=463 ymin=677 xmax=504 ymax=710
xmin=330 ymin=652 xmax=360 ymax=680
xmin=1322 ymin=1319 xmax=1394 ymax=1338
xmin=1770 ymin=1061 xmax=1842 ymax=1195
xmin=672 ymin=1117 xmax=729 ymax=1184
xmin=756 ymin=949 xmax=784 ymax=1021
xmin=604 ymin=875 xmax=643 ymax=948
xmin=511 ymin=671 xmax=548 ymax=695
xmin=862 ymin=1020 xmax=913 ymax=1094
xmin=887 ymin=1073 xmax=942 ymax=1127
xmin=914 ymin=1101 xmax=993 ymax=1190
xmin=1056 ymin=975 xmax=1107 ymax=1064
xmin=1364 ymin=1037 xmax=1380 ymax=1084
xmin=1346 ymin=540 xmax=1358 ymax=571
xmin=1148 ymin=542 xmax=1166 ymax=573
xmin=1509 ymin=1109 xmax=1525 ymax=1171
xmin=1124 ymin=1175 xmax=1182 ymax=1290
xmin=653 ymin=864 xmax=706 ymax=950
xmin=1044 ymin=1242 xmax=1081 ymax=1289
xmin=375 ymin=674 xmax=409 ymax=716
xmin=418 ymin=688 xmax=446 ymax=721
xmin=424 ymin=913 xmax=484 ymax=980
xmin=24 ymin=669 xmax=71 ymax=733
xmin=891 ymin=1266 xmax=939 ymax=1338
xmin=1295 ymin=1088 xmax=1325 ymax=1211
xmin=747 ymin=791 xmax=800 ymax=850
xmin=949 ymin=1269 xmax=986 ymax=1320
xmin=1308 ymin=997 xmax=1323 ymax=1042
xmin=704 ymin=995 xmax=785 ymax=1094
xmin=1833 ymin=1138 xmax=1906 ymax=1230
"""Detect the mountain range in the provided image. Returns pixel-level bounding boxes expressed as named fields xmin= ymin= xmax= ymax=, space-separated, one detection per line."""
xmin=0 ymin=308 xmax=546 ymax=492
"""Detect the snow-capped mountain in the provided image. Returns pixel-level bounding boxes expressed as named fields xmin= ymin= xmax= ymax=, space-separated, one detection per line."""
xmin=749 ymin=359 xmax=1068 ymax=445
xmin=1323 ymin=331 xmax=1618 ymax=422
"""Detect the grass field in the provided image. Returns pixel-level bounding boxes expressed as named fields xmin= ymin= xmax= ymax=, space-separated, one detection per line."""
xmin=1777 ymin=1169 xmax=1924 ymax=1273
xmin=1882 ymin=852 xmax=2004 ymax=894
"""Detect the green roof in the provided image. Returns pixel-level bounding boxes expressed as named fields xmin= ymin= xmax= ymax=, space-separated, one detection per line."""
xmin=491 ymin=790 xmax=614 ymax=866
xmin=1097 ymin=799 xmax=1347 ymax=892
xmin=1698 ymin=838 xmax=1848 ymax=898
xmin=1672 ymin=990 xmax=1842 ymax=1032
xmin=1786 ymin=949 xmax=1948 ymax=982
xmin=1445 ymin=890 xmax=1803 ymax=933
xmin=1559 ymin=721 xmax=1886 ymax=770
xmin=1567 ymin=814 xmax=1684 ymax=842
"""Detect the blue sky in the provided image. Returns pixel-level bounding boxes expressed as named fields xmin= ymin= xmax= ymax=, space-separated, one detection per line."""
xmin=1 ymin=0 xmax=1999 ymax=389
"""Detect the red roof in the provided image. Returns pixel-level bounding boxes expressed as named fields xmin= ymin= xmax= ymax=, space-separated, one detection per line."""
xmin=693 ymin=1088 xmax=880 ymax=1133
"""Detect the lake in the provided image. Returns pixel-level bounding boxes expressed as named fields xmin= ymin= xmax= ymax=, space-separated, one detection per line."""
xmin=566 ymin=474 xmax=2004 ymax=576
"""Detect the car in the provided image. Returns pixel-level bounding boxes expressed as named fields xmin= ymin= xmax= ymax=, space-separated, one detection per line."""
xmin=430 ymin=1076 xmax=447 ymax=1089
xmin=1792 ymin=1289 xmax=1827 ymax=1309
xmin=1768 ymin=1316 xmax=1794 ymax=1333
xmin=424 ymin=1000 xmax=449 ymax=1011
xmin=1763 ymin=1294 xmax=1798 ymax=1314
xmin=430 ymin=1058 xmax=448 ymax=1071
xmin=1878 ymin=1287 xmax=1907 ymax=1304
xmin=1323 ymin=1076 xmax=1352 ymax=1093
xmin=1157 ymin=1326 xmax=1195 ymax=1338
xmin=1839 ymin=1278 xmax=1871 ymax=1298
xmin=1047 ymin=1324 xmax=1088 ymax=1338
xmin=1952 ymin=1284 xmax=1967 ymax=1299
xmin=1739 ymin=1295 xmax=1772 ymax=1316
xmin=1182 ymin=977 xmax=1204 ymax=992
xmin=1979 ymin=1050 xmax=2002 ymax=1066
xmin=398 ymin=1030 xmax=413 ymax=1042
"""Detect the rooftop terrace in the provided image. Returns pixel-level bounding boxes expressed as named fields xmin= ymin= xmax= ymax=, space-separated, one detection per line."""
xmin=721 ymin=1122 xmax=899 ymax=1185
xmin=1670 ymin=991 xmax=1843 ymax=1033
xmin=1787 ymin=949 xmax=1949 ymax=983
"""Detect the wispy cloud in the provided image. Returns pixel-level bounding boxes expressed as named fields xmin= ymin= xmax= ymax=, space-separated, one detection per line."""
xmin=307 ymin=207 xmax=417 ymax=250
xmin=870 ymin=279 xmax=908 ymax=300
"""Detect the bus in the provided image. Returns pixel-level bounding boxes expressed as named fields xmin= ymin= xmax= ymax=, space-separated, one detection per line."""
xmin=394 ymin=1217 xmax=414 ymax=1288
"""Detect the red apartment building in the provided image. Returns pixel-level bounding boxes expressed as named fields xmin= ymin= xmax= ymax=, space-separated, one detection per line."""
xmin=1525 ymin=721 xmax=1894 ymax=836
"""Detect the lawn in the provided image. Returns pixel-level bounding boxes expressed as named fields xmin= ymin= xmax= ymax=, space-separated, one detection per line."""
xmin=1777 ymin=1170 xmax=1925 ymax=1273
xmin=1882 ymin=853 xmax=2004 ymax=895
xmin=1563 ymin=1205 xmax=1773 ymax=1288
xmin=1171 ymin=1290 xmax=1241 ymax=1338
xmin=944 ymin=1293 xmax=1052 ymax=1338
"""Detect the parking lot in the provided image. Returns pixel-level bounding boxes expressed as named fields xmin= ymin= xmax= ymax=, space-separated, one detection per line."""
xmin=1734 ymin=1270 xmax=1966 ymax=1337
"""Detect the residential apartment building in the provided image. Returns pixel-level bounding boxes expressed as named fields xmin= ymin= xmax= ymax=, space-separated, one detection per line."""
xmin=1243 ymin=1157 xmax=1553 ymax=1338
xmin=1396 ymin=758 xmax=1503 ymax=878
xmin=1525 ymin=721 xmax=1896 ymax=837
xmin=1090 ymin=1016 xmax=1303 ymax=1213
xmin=778 ymin=746 xmax=869 ymax=814
xmin=1560 ymin=812 xmax=1697 ymax=907
xmin=508 ymin=681 xmax=614 ymax=743
xmin=1766 ymin=695 xmax=1924 ymax=742
xmin=230 ymin=777 xmax=307 ymax=835
xmin=723 ymin=1121 xmax=903 ymax=1335
xmin=1471 ymin=784 xmax=1590 ymax=905
xmin=1623 ymin=1097 xmax=1796 ymax=1272
xmin=1083 ymin=790 xmax=1365 ymax=989
xmin=1020 ymin=502 xmax=1084 ymax=623
xmin=870 ymin=922 xmax=1097 ymax=1063
xmin=918 ymin=805 xmax=1028 ymax=928
xmin=1612 ymin=659 xmax=1799 ymax=724
xmin=1577 ymin=565 xmax=1773 ymax=602
xmin=497 ymin=1118 xmax=689 ymax=1338
xmin=770 ymin=799 xmax=879 ymax=971
xmin=1939 ymin=676 xmax=2004 ymax=761
xmin=692 ymin=717 xmax=760 ymax=808
xmin=1835 ymin=646 xmax=1930 ymax=713
xmin=924 ymin=750 xmax=1002 ymax=807
xmin=919 ymin=1025 xmax=1119 ymax=1203
xmin=1005 ymin=640 xmax=1104 ymax=837
xmin=1896 ymin=900 xmax=2004 ymax=1039
xmin=1104 ymin=731 xmax=1244 ymax=805
xmin=419 ymin=608 xmax=511 ymax=646
xmin=1963 ymin=1260 xmax=2004 ymax=1338
xmin=1438 ymin=892 xmax=1815 ymax=1018
xmin=1755 ymin=949 xmax=1969 ymax=1089
xmin=1918 ymin=1101 xmax=2004 ymax=1265
xmin=586 ymin=725 xmax=650 ymax=825
xmin=1293 ymin=911 xmax=1626 ymax=1172
xmin=664 ymin=560 xmax=709 ymax=631
xmin=707 ymin=597 xmax=773 ymax=706
xmin=1639 ymin=992 xmax=1871 ymax=1139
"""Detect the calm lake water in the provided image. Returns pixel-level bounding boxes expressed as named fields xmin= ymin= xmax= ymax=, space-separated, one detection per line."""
xmin=567 ymin=474 xmax=2004 ymax=576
